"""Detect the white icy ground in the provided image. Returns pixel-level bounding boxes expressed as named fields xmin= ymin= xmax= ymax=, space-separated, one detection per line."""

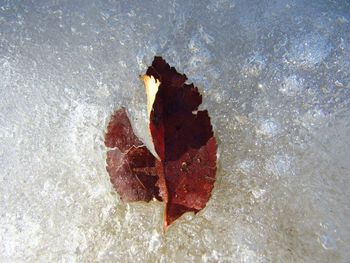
xmin=0 ymin=0 xmax=349 ymax=262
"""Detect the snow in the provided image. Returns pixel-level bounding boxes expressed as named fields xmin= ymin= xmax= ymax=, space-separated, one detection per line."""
xmin=1 ymin=0 xmax=350 ymax=262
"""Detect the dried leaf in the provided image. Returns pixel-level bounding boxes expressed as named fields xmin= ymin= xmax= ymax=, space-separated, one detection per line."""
xmin=104 ymin=57 xmax=217 ymax=230
xmin=143 ymin=56 xmax=217 ymax=229
xmin=105 ymin=108 xmax=160 ymax=202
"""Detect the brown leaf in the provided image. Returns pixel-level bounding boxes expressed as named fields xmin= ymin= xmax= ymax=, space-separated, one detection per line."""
xmin=105 ymin=108 xmax=160 ymax=202
xmin=104 ymin=57 xmax=217 ymax=230
xmin=105 ymin=107 xmax=143 ymax=150
xmin=143 ymin=56 xmax=217 ymax=229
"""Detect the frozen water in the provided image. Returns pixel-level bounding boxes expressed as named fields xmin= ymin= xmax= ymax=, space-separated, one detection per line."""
xmin=1 ymin=0 xmax=350 ymax=262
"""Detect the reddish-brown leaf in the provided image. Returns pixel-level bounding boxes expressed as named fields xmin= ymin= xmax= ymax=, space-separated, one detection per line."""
xmin=105 ymin=108 xmax=160 ymax=202
xmin=144 ymin=56 xmax=217 ymax=229
xmin=104 ymin=57 xmax=217 ymax=230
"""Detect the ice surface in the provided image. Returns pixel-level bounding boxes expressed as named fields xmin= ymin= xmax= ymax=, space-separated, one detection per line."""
xmin=1 ymin=0 xmax=350 ymax=262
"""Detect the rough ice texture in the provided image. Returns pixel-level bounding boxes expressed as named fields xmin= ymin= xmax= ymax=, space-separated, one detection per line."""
xmin=0 ymin=0 xmax=350 ymax=262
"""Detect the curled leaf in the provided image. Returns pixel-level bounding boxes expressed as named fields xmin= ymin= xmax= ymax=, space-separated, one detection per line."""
xmin=143 ymin=57 xmax=217 ymax=228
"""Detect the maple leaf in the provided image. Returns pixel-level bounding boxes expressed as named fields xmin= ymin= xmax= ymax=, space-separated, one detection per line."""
xmin=105 ymin=57 xmax=217 ymax=230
